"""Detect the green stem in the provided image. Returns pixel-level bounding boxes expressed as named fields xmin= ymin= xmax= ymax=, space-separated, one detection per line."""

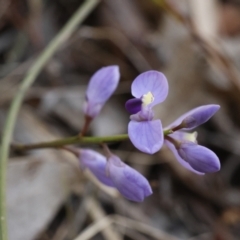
xmin=12 ymin=129 xmax=173 ymax=151
xmin=0 ymin=1 xmax=99 ymax=239
xmin=13 ymin=134 xmax=129 ymax=151
xmin=164 ymin=129 xmax=173 ymax=135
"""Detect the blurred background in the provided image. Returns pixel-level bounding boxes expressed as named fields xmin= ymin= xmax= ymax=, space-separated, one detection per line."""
xmin=1 ymin=0 xmax=240 ymax=239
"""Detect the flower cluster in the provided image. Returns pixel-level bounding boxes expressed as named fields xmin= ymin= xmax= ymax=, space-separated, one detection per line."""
xmin=78 ymin=65 xmax=221 ymax=202
xmin=125 ymin=71 xmax=220 ymax=174
xmin=79 ymin=149 xmax=152 ymax=202
xmin=164 ymin=105 xmax=221 ymax=174
xmin=81 ymin=66 xmax=152 ymax=202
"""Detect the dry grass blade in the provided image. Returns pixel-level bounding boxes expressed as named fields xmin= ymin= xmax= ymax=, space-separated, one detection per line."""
xmin=188 ymin=0 xmax=218 ymax=44
xmin=155 ymin=0 xmax=240 ymax=92
xmin=73 ymin=216 xmax=114 ymax=240
xmin=85 ymin=196 xmax=122 ymax=240
xmin=113 ymin=215 xmax=180 ymax=240
xmin=75 ymin=26 xmax=152 ymax=72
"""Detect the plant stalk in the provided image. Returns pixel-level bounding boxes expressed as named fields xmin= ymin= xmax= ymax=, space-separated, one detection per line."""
xmin=0 ymin=1 xmax=100 ymax=239
xmin=12 ymin=129 xmax=174 ymax=151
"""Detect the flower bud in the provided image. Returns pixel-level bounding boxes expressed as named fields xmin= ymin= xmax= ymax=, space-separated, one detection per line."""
xmin=177 ymin=105 xmax=220 ymax=130
xmin=83 ymin=66 xmax=120 ymax=118
xmin=107 ymin=155 xmax=152 ymax=202
xmin=177 ymin=142 xmax=220 ymax=173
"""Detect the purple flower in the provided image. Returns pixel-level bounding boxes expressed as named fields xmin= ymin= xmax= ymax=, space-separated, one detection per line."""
xmin=78 ymin=149 xmax=152 ymax=202
xmin=106 ymin=155 xmax=152 ymax=202
xmin=165 ymin=105 xmax=221 ymax=174
xmin=83 ymin=66 xmax=120 ymax=118
xmin=169 ymin=104 xmax=220 ymax=130
xmin=78 ymin=149 xmax=114 ymax=187
xmin=126 ymin=71 xmax=169 ymax=154
xmin=178 ymin=142 xmax=220 ymax=173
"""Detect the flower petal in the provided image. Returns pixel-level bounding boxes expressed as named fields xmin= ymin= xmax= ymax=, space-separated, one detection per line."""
xmin=84 ymin=66 xmax=120 ymax=117
xmin=125 ymin=98 xmax=142 ymax=114
xmin=166 ymin=104 xmax=220 ymax=130
xmin=83 ymin=101 xmax=103 ymax=119
xmin=131 ymin=71 xmax=168 ymax=106
xmin=79 ymin=149 xmax=114 ymax=187
xmin=165 ymin=140 xmax=205 ymax=175
xmin=128 ymin=119 xmax=163 ymax=154
xmin=107 ymin=155 xmax=152 ymax=202
xmin=168 ymin=131 xmax=198 ymax=144
xmin=178 ymin=142 xmax=221 ymax=173
xmin=130 ymin=108 xmax=154 ymax=122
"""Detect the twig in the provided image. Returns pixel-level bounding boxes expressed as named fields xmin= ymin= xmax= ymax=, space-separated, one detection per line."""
xmin=153 ymin=0 xmax=240 ymax=91
xmin=113 ymin=215 xmax=180 ymax=240
xmin=0 ymin=1 xmax=100 ymax=239
xmin=117 ymin=227 xmax=149 ymax=240
xmin=85 ymin=197 xmax=122 ymax=240
xmin=74 ymin=26 xmax=152 ymax=72
xmin=79 ymin=115 xmax=92 ymax=137
xmin=74 ymin=216 xmax=114 ymax=240
xmin=74 ymin=213 xmax=179 ymax=240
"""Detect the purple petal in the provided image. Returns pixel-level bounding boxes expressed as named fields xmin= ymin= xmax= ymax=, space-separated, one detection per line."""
xmin=166 ymin=105 xmax=220 ymax=130
xmin=130 ymin=108 xmax=154 ymax=122
xmin=84 ymin=66 xmax=120 ymax=117
xmin=125 ymin=98 xmax=142 ymax=114
xmin=128 ymin=119 xmax=163 ymax=154
xmin=107 ymin=155 xmax=152 ymax=202
xmin=79 ymin=149 xmax=114 ymax=187
xmin=83 ymin=101 xmax=103 ymax=119
xmin=177 ymin=142 xmax=221 ymax=173
xmin=131 ymin=71 xmax=168 ymax=107
xmin=165 ymin=140 xmax=205 ymax=175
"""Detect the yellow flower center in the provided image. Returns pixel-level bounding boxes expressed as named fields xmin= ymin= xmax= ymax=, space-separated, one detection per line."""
xmin=142 ymin=92 xmax=154 ymax=107
xmin=183 ymin=131 xmax=198 ymax=143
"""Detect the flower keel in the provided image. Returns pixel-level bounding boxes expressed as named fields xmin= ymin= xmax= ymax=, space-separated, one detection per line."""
xmin=107 ymin=155 xmax=152 ymax=202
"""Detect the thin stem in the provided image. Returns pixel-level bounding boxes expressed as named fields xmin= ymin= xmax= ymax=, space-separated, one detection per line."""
xmin=61 ymin=146 xmax=80 ymax=157
xmin=79 ymin=115 xmax=92 ymax=137
xmin=164 ymin=128 xmax=173 ymax=135
xmin=0 ymin=1 xmax=100 ymax=239
xmin=171 ymin=122 xmax=185 ymax=132
xmin=12 ymin=129 xmax=174 ymax=152
xmin=12 ymin=134 xmax=129 ymax=151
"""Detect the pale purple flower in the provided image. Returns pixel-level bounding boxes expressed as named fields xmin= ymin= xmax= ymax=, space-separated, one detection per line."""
xmin=165 ymin=134 xmax=204 ymax=175
xmin=125 ymin=71 xmax=169 ymax=154
xmin=168 ymin=104 xmax=220 ymax=130
xmin=83 ymin=66 xmax=120 ymax=118
xmin=106 ymin=155 xmax=152 ymax=202
xmin=79 ymin=149 xmax=114 ymax=187
xmin=165 ymin=104 xmax=221 ymax=174
xmin=178 ymin=142 xmax=220 ymax=173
